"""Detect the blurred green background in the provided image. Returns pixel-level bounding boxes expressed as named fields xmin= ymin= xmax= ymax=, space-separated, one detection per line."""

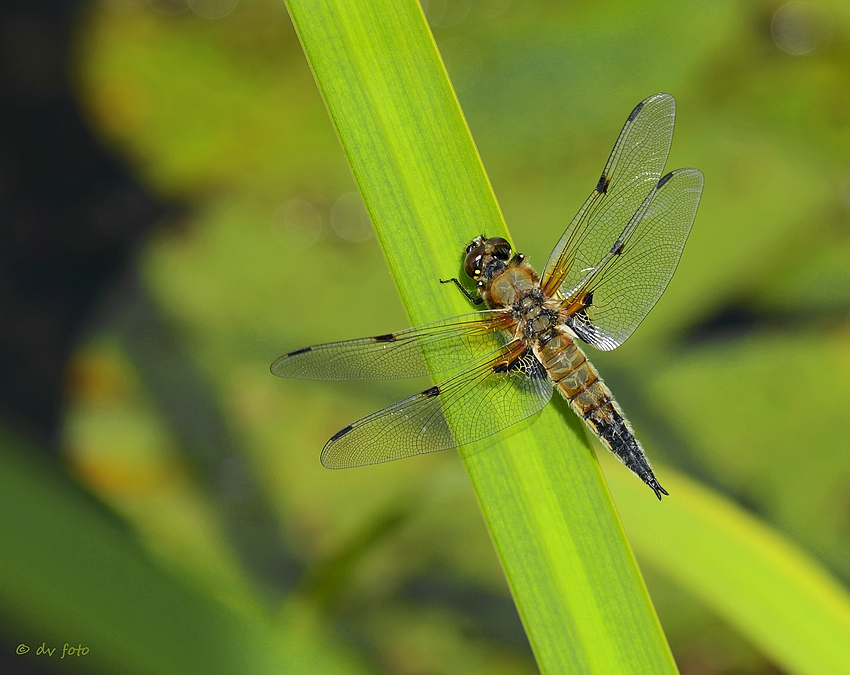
xmin=4 ymin=0 xmax=850 ymax=673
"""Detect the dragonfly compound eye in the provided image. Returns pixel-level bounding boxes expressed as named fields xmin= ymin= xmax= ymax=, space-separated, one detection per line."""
xmin=488 ymin=237 xmax=512 ymax=261
xmin=463 ymin=246 xmax=484 ymax=278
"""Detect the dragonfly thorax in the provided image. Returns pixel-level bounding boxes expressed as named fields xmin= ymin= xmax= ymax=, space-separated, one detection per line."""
xmin=510 ymin=289 xmax=561 ymax=342
xmin=481 ymin=259 xmax=539 ymax=308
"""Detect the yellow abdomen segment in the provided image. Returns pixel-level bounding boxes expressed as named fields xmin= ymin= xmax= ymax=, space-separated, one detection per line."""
xmin=534 ymin=330 xmax=606 ymax=414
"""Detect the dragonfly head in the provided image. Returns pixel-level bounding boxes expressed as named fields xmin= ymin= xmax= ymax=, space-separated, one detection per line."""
xmin=463 ymin=235 xmax=512 ymax=284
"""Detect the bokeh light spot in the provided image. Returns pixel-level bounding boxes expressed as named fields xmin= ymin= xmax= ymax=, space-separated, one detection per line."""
xmin=272 ymin=199 xmax=324 ymax=250
xmin=771 ymin=2 xmax=834 ymax=56
xmin=188 ymin=0 xmax=240 ymax=20
xmin=331 ymin=192 xmax=374 ymax=242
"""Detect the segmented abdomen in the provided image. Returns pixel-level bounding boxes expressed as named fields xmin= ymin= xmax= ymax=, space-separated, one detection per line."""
xmin=534 ymin=328 xmax=667 ymax=499
xmin=535 ymin=329 xmax=608 ymax=417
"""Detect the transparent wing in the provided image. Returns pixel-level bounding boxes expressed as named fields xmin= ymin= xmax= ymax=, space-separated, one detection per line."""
xmin=271 ymin=310 xmax=514 ymax=380
xmin=563 ymin=168 xmax=704 ymax=350
xmin=542 ymin=93 xmax=676 ymax=297
xmin=321 ymin=341 xmax=554 ymax=468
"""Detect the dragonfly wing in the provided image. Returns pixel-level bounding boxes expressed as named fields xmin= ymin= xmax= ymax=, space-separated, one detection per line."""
xmin=542 ymin=93 xmax=676 ymax=297
xmin=271 ymin=310 xmax=514 ymax=380
xmin=321 ymin=341 xmax=554 ymax=468
xmin=564 ymin=168 xmax=704 ymax=350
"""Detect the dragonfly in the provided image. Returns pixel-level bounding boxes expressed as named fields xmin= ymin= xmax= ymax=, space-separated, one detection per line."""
xmin=272 ymin=93 xmax=703 ymax=500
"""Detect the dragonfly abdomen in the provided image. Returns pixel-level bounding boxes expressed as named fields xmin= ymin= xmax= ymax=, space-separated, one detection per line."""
xmin=534 ymin=329 xmax=598 ymax=391
xmin=580 ymin=396 xmax=668 ymax=500
xmin=535 ymin=329 xmax=668 ymax=500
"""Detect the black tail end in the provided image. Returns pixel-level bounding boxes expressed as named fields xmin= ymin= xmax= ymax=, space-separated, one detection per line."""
xmin=644 ymin=473 xmax=669 ymax=501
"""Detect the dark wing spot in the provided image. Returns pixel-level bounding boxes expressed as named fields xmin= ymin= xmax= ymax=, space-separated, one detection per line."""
xmin=423 ymin=385 xmax=441 ymax=397
xmin=506 ymin=347 xmax=532 ymax=372
xmin=628 ymin=101 xmax=644 ymax=122
xmin=526 ymin=356 xmax=549 ymax=380
xmin=509 ymin=349 xmax=548 ymax=380
xmin=287 ymin=346 xmax=312 ymax=357
xmin=610 ymin=240 xmax=624 ymax=256
xmin=584 ymin=291 xmax=594 ymax=306
xmin=657 ymin=171 xmax=673 ymax=188
xmin=329 ymin=424 xmax=353 ymax=442
xmin=372 ymin=333 xmax=396 ymax=343
xmin=568 ymin=311 xmax=607 ymax=347
xmin=596 ymin=173 xmax=609 ymax=194
xmin=493 ymin=363 xmax=509 ymax=373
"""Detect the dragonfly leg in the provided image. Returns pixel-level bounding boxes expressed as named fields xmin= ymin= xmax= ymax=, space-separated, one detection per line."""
xmin=439 ymin=277 xmax=483 ymax=305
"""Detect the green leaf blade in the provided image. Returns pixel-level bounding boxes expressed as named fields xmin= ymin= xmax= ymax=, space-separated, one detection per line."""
xmin=464 ymin=405 xmax=674 ymax=672
xmin=285 ymin=1 xmax=678 ymax=673
xmin=606 ymin=456 xmax=850 ymax=675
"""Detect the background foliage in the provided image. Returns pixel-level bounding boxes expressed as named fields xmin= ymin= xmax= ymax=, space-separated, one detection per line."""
xmin=4 ymin=1 xmax=850 ymax=674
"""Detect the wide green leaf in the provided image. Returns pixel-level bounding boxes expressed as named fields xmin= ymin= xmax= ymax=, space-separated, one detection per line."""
xmin=284 ymin=1 xmax=677 ymax=673
xmin=0 ymin=426 xmax=366 ymax=675
xmin=604 ymin=453 xmax=850 ymax=675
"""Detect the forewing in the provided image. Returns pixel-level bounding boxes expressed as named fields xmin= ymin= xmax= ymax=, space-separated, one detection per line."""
xmin=271 ymin=310 xmax=513 ymax=380
xmin=321 ymin=341 xmax=554 ymax=468
xmin=564 ymin=168 xmax=704 ymax=350
xmin=542 ymin=93 xmax=676 ymax=297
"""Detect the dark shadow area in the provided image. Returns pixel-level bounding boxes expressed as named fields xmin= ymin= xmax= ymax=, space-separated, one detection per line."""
xmin=105 ymin=272 xmax=304 ymax=596
xmin=682 ymin=300 xmax=850 ymax=345
xmin=0 ymin=0 xmax=169 ymax=446
xmin=402 ymin=571 xmax=534 ymax=657
xmin=0 ymin=0 xmax=173 ymax=669
xmin=0 ymin=1 xmax=301 ymax=666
